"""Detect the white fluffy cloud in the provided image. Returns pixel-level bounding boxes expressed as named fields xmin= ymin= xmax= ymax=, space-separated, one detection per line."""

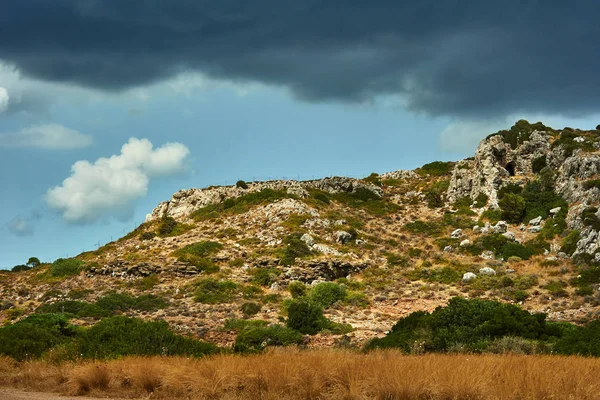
xmin=0 ymin=123 xmax=93 ymax=149
xmin=45 ymin=138 xmax=190 ymax=223
xmin=0 ymin=87 xmax=8 ymax=112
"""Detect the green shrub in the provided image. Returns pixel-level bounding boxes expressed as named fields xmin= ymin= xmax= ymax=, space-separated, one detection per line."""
xmin=474 ymin=193 xmax=489 ymax=207
xmin=363 ymin=172 xmax=382 ymax=186
xmin=0 ymin=314 xmax=78 ymax=361
xmin=331 ymin=189 xmax=399 ymax=216
xmin=552 ymin=131 xmax=594 ymax=157
xmin=410 ymin=267 xmax=461 ymax=284
xmin=279 ymin=234 xmax=313 ymax=266
xmin=77 ymin=316 xmax=217 ymax=359
xmin=309 ymin=282 xmax=347 ymax=308
xmin=502 ymin=242 xmax=535 ymax=260
xmin=311 ymin=191 xmax=331 ymax=204
xmin=453 ymin=196 xmax=472 ymax=209
xmin=554 ymin=320 xmax=600 ymax=356
xmin=241 ymin=285 xmax=263 ymax=299
xmin=404 ymin=220 xmax=442 ymax=236
xmin=499 ymin=194 xmax=526 ymax=223
xmin=544 ymin=281 xmax=569 ymax=298
xmin=531 ymin=156 xmax=547 ymax=174
xmin=174 ymin=241 xmax=223 ymax=258
xmin=241 ymin=302 xmax=261 ymax=317
xmin=140 ymin=231 xmax=156 ymax=241
xmin=173 ymin=241 xmax=223 ymax=273
xmin=288 ymin=281 xmax=308 ymax=298
xmin=408 ymin=248 xmax=423 ymax=257
xmin=37 ymin=300 xmax=109 ymax=318
xmin=493 ymin=120 xmax=552 ymax=149
xmin=233 ymin=324 xmax=303 ymax=353
xmin=193 ymin=279 xmax=238 ymax=304
xmin=417 ymin=161 xmax=454 ymax=177
xmin=157 ymin=216 xmax=178 ymax=236
xmin=582 ymin=207 xmax=600 ymax=231
xmin=51 ymin=258 xmax=84 ymax=277
xmin=366 ymin=297 xmax=558 ymax=353
xmin=192 ymin=189 xmax=293 ymax=220
xmin=236 ymin=180 xmax=248 ymax=189
xmin=479 ymin=209 xmax=502 ymax=224
xmin=344 ymin=291 xmax=370 ymax=308
xmin=561 ymin=230 xmax=581 ymax=256
xmin=498 ymin=183 xmax=523 ymax=199
xmin=251 ymin=267 xmax=280 ymax=286
xmin=424 ymin=180 xmax=450 ymax=208
xmin=583 ymin=179 xmax=600 ymax=190
xmin=11 ymin=265 xmax=31 ymax=272
xmin=136 ymin=274 xmax=159 ymax=290
xmin=385 ymin=252 xmax=408 ymax=267
xmin=286 ymin=300 xmax=327 ymax=335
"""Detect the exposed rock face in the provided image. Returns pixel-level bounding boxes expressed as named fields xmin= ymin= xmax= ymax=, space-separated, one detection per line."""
xmin=87 ymin=260 xmax=201 ymax=277
xmin=284 ymin=259 xmax=370 ymax=283
xmin=146 ymin=177 xmax=382 ymax=222
xmin=447 ymin=127 xmax=600 ymax=259
xmin=447 ymin=132 xmax=553 ymax=207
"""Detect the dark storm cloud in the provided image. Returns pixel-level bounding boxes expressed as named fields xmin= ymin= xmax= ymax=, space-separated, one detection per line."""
xmin=1 ymin=0 xmax=599 ymax=117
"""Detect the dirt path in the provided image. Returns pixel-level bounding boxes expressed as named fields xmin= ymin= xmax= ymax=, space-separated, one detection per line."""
xmin=0 ymin=388 xmax=130 ymax=400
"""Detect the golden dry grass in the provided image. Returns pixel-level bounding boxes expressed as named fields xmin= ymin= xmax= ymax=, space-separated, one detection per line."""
xmin=1 ymin=350 xmax=600 ymax=399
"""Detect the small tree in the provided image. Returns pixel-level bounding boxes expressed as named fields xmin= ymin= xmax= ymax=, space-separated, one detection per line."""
xmin=286 ymin=300 xmax=325 ymax=335
xmin=236 ymin=180 xmax=248 ymax=189
xmin=26 ymin=257 xmax=41 ymax=268
xmin=499 ymin=193 xmax=526 ymax=223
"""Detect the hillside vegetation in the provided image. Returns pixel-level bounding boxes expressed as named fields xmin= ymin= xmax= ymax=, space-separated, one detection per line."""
xmin=3 ymin=120 xmax=600 ymax=361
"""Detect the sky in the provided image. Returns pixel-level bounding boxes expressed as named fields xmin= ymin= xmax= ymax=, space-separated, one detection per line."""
xmin=1 ymin=1 xmax=600 ymax=269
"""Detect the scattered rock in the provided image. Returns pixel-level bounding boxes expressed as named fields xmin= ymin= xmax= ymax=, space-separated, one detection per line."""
xmin=550 ymin=207 xmax=562 ymax=215
xmin=472 ymin=225 xmax=481 ymax=233
xmin=443 ymin=246 xmax=453 ymax=253
xmin=528 ymin=226 xmax=542 ymax=233
xmin=451 ymin=229 xmax=463 ymax=239
xmin=462 ymin=272 xmax=477 ymax=282
xmin=480 ymin=251 xmax=495 ymax=260
xmin=479 ymin=266 xmax=497 ymax=276
xmin=335 ymin=231 xmax=353 ymax=244
xmin=529 ymin=216 xmax=543 ymax=226
xmin=300 ymin=233 xmax=315 ymax=246
xmin=493 ymin=221 xmax=508 ymax=234
xmin=502 ymin=231 xmax=515 ymax=240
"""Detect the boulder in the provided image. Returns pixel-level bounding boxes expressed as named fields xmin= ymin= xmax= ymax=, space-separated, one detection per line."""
xmin=462 ymin=272 xmax=477 ymax=282
xmin=451 ymin=229 xmax=463 ymax=239
xmin=528 ymin=226 xmax=542 ymax=233
xmin=480 ymin=251 xmax=495 ymax=260
xmin=549 ymin=207 xmax=562 ymax=215
xmin=300 ymin=233 xmax=315 ymax=246
xmin=335 ymin=231 xmax=353 ymax=244
xmin=502 ymin=231 xmax=515 ymax=240
xmin=493 ymin=221 xmax=508 ymax=234
xmin=529 ymin=216 xmax=543 ymax=226
xmin=473 ymin=225 xmax=481 ymax=233
xmin=479 ymin=267 xmax=497 ymax=276
xmin=443 ymin=246 xmax=453 ymax=253
xmin=460 ymin=239 xmax=471 ymax=247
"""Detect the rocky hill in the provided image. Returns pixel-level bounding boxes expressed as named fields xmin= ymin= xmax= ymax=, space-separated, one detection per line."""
xmin=3 ymin=120 xmax=600 ymax=349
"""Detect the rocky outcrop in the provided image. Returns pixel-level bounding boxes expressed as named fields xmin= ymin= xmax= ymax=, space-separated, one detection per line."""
xmin=283 ymin=259 xmax=371 ymax=283
xmin=87 ymin=260 xmax=203 ymax=278
xmin=447 ymin=132 xmax=554 ymax=207
xmin=146 ymin=177 xmax=382 ymax=222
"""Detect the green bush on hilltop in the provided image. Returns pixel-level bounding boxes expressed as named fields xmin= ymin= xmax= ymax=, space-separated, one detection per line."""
xmin=51 ymin=258 xmax=84 ymax=277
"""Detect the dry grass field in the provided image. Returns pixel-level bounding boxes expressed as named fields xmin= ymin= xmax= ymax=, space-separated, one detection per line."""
xmin=1 ymin=350 xmax=599 ymax=399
